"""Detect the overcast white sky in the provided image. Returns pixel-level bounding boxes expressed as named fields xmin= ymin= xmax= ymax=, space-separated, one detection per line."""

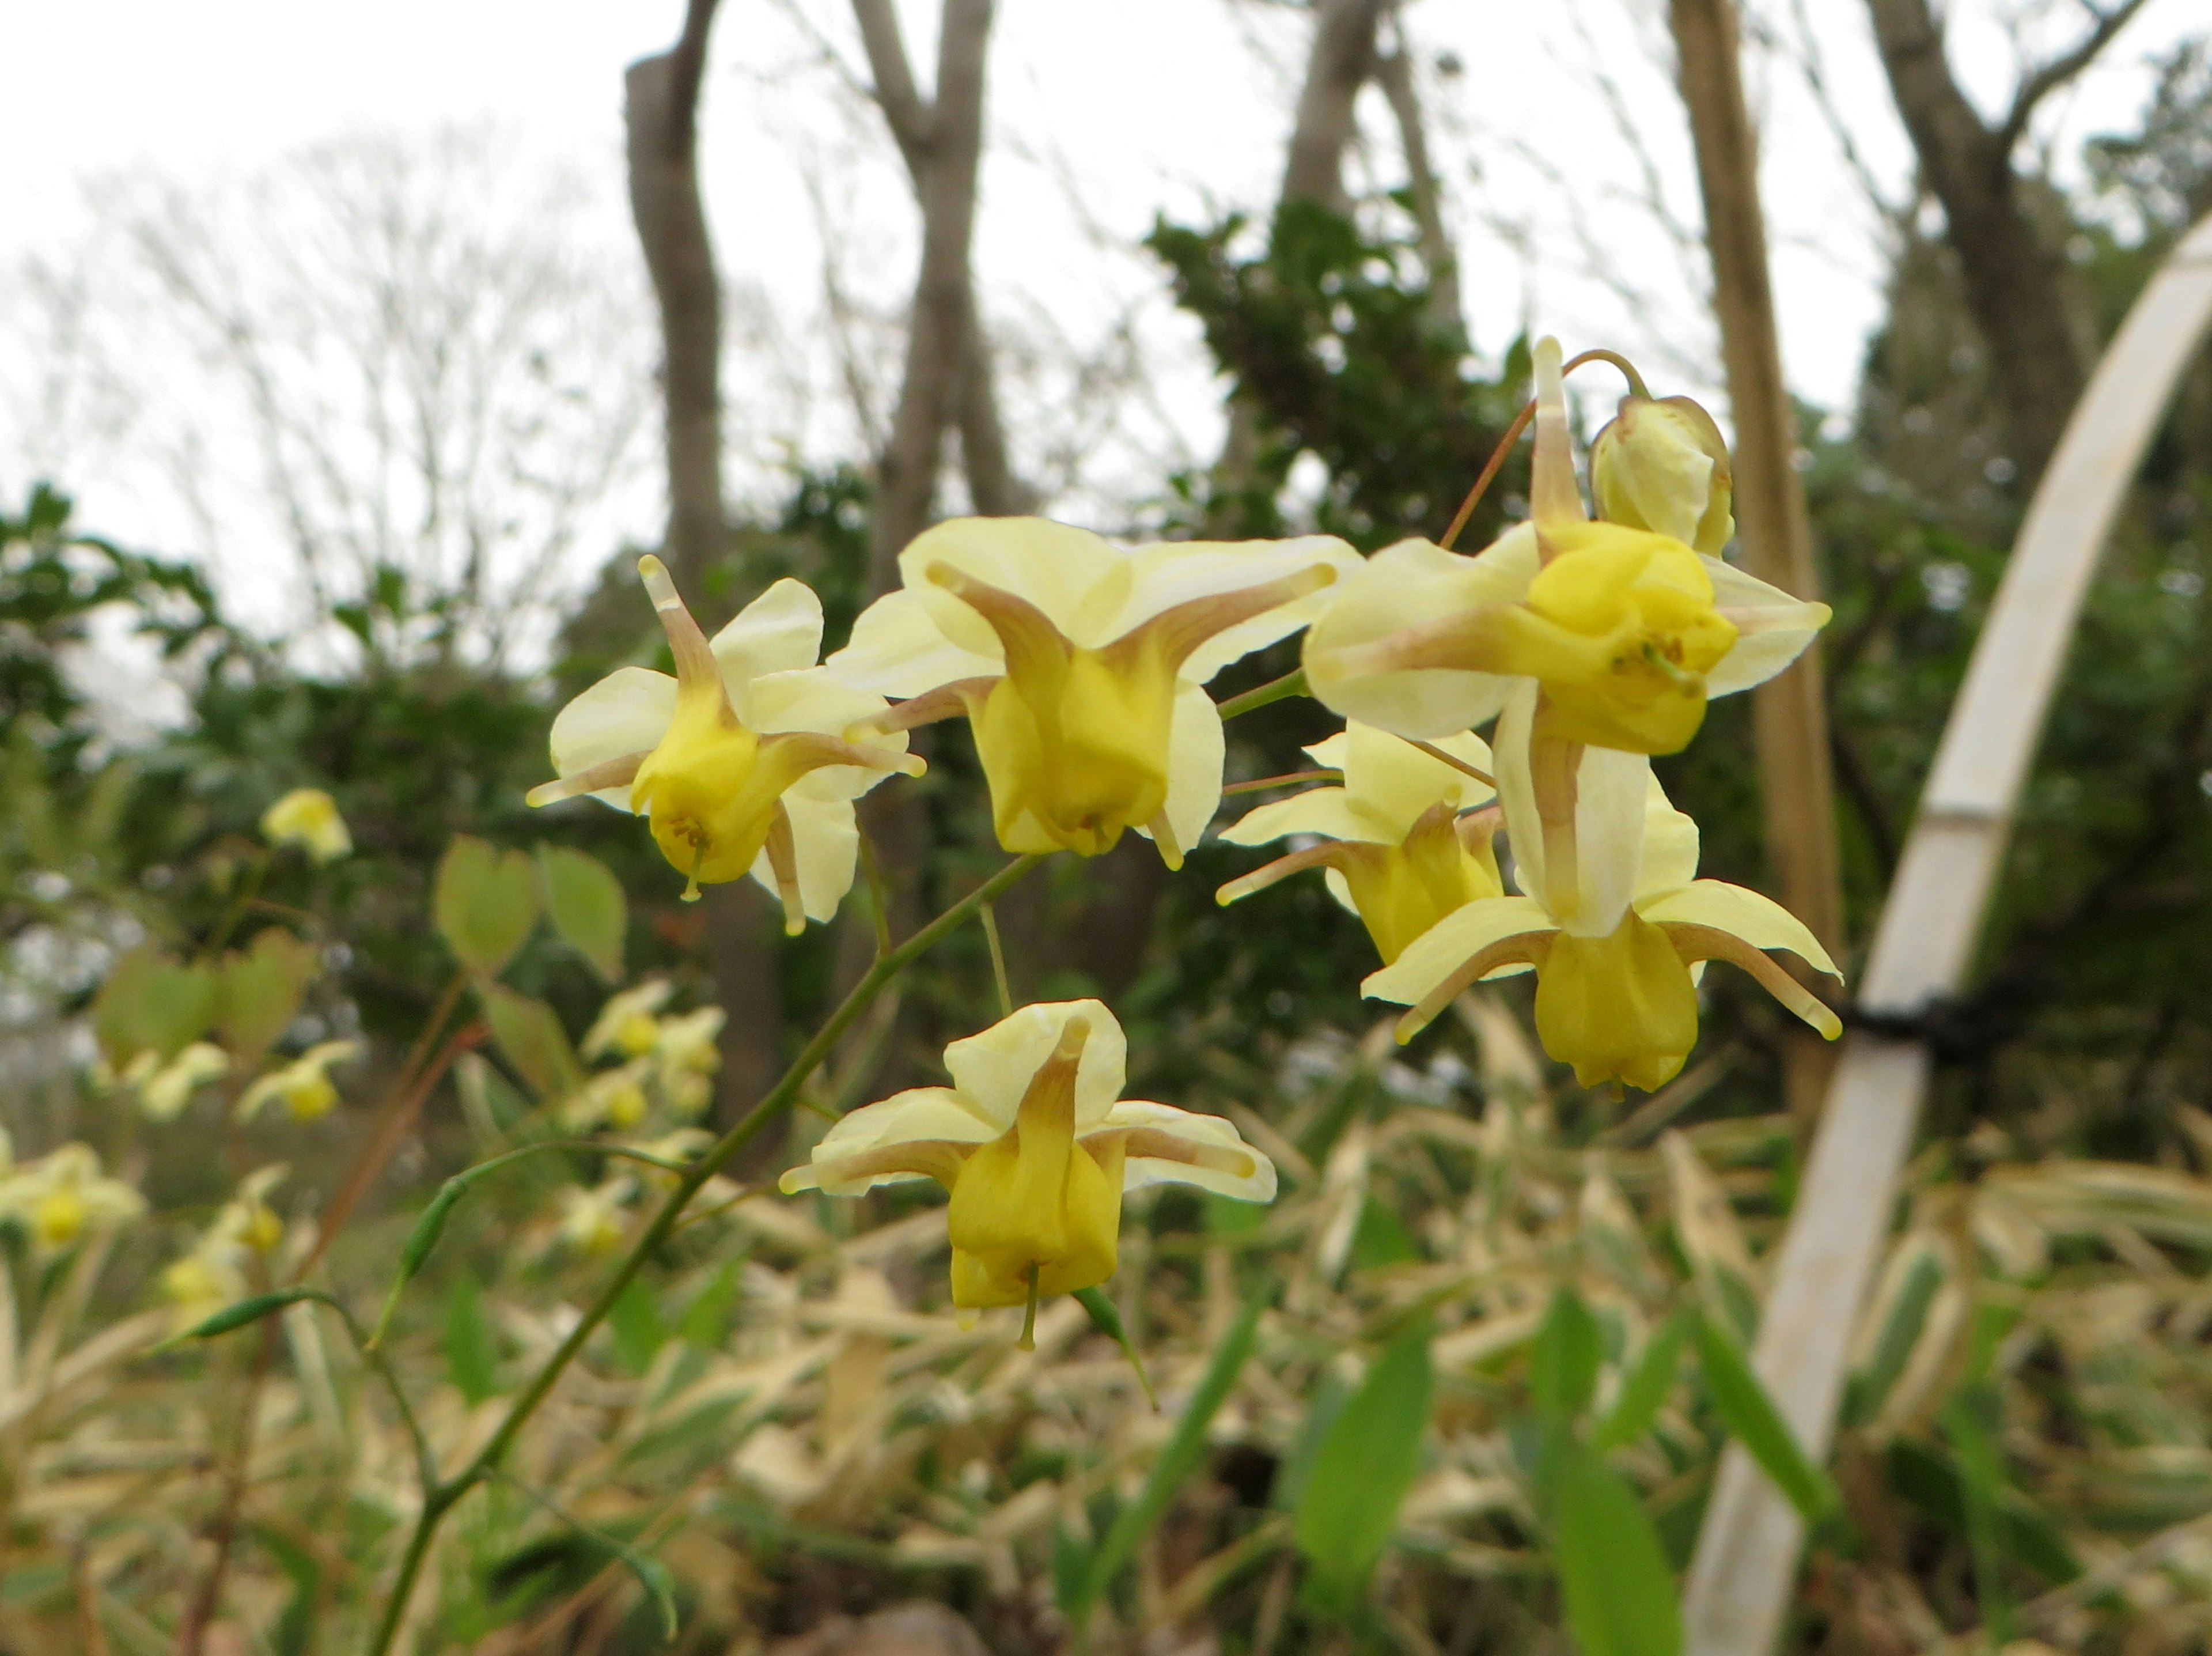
xmin=0 ymin=0 xmax=2197 ymax=642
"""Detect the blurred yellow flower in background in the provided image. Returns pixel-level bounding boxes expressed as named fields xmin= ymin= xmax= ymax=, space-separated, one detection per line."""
xmin=1218 ymin=721 xmax=1502 ymax=963
xmin=0 ymin=1144 xmax=146 ymax=1250
xmin=123 ymin=1040 xmax=230 ymax=1121
xmin=529 ymin=559 xmax=920 ymax=925
xmin=261 ymin=788 xmax=351 ymax=862
xmin=830 ymin=517 xmax=1357 ymax=867
xmin=782 ymin=1000 xmax=1274 ymax=1334
xmin=237 ymin=1039 xmax=360 ymax=1122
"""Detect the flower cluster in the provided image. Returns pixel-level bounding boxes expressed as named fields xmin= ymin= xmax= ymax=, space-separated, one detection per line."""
xmin=537 ymin=335 xmax=1841 ymax=1334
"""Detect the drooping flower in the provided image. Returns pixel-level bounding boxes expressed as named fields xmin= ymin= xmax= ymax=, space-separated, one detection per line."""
xmin=262 ymin=788 xmax=352 ymax=862
xmin=781 ymin=1000 xmax=1274 ymax=1328
xmin=1217 ymin=722 xmax=1503 ymax=963
xmin=237 ymin=1040 xmax=360 ymax=1123
xmin=1590 ymin=392 xmax=1734 ymax=553
xmin=581 ymin=980 xmax=674 ymax=1061
xmin=1303 ymin=337 xmax=1827 ymax=754
xmin=827 ymin=518 xmax=1358 ymax=867
xmin=529 ymin=561 xmax=922 ymax=926
xmin=653 ymin=1006 xmax=723 ymax=1117
xmin=0 ymin=1144 xmax=146 ymax=1250
xmin=163 ymin=1165 xmax=289 ymax=1319
xmin=1363 ymin=685 xmax=1842 ymax=1090
xmin=558 ymin=1176 xmax=636 ymax=1256
xmin=123 ymin=1041 xmax=230 ymax=1121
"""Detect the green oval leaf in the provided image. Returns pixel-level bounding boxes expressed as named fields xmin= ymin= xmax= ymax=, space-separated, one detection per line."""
xmin=1294 ymin=1320 xmax=1433 ymax=1617
xmin=435 ymin=835 xmax=540 ymax=977
xmin=1548 ymin=1430 xmax=1684 ymax=1656
xmin=537 ymin=845 xmax=627 ymax=982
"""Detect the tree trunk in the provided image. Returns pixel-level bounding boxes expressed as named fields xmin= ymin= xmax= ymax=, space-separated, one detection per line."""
xmin=1865 ymin=0 xmax=2089 ymax=489
xmin=625 ymin=0 xmax=785 ymax=1131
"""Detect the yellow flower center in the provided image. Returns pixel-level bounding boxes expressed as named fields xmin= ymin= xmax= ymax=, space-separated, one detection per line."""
xmin=284 ymin=1072 xmax=338 ymax=1122
xmin=944 ymin=1016 xmax=1124 ymax=1309
xmin=34 ymin=1186 xmax=86 ymax=1249
xmin=1532 ymin=911 xmax=1699 ymax=1092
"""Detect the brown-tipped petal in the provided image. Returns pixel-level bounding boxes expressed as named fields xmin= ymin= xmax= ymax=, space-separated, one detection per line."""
xmin=1108 ymin=564 xmax=1339 ymax=675
xmin=1529 ymin=337 xmax=1588 ymax=550
xmin=1456 ymin=804 xmax=1504 ymax=860
xmin=764 ymin=800 xmax=807 ymax=936
xmin=1147 ymin=808 xmax=1185 ymax=872
xmin=926 ymin=562 xmax=1073 ymax=688
xmin=759 ymin=729 xmax=927 ymax=779
xmin=1215 ymin=840 xmax=1351 ymax=906
xmin=1664 ymin=921 xmax=1843 ymax=1039
xmin=1529 ymin=704 xmax=1584 ymax=923
xmin=637 ymin=555 xmax=726 ymax=702
xmin=1092 ymin=1126 xmax=1259 ymax=1181
xmin=782 ymin=1139 xmax=974 ymax=1193
xmin=856 ymin=676 xmax=1001 ymax=736
xmin=526 ymin=751 xmax=646 ymax=807
xmin=1394 ymin=932 xmax=1553 ymax=1043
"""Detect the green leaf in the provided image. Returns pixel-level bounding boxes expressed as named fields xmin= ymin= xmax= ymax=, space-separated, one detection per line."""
xmin=1531 ymin=1286 xmax=1603 ymax=1420
xmin=1350 ymin=1196 xmax=1422 ymax=1269
xmin=624 ymin=1551 xmax=680 ymax=1639
xmin=215 ymin=928 xmax=317 ymax=1057
xmin=444 ymin=1273 xmax=499 ymax=1404
xmin=1692 ymin=1313 xmax=1839 ymax=1525
xmin=478 ymin=982 xmax=585 ymax=1102
xmin=679 ymin=1261 xmax=743 ymax=1349
xmin=609 ymin=1277 xmax=668 ymax=1377
xmin=370 ymin=1171 xmax=475 ymax=1345
xmin=1594 ymin=1314 xmax=1688 ymax=1451
xmin=1293 ymin=1320 xmax=1433 ymax=1617
xmin=1945 ymin=1384 xmax=2014 ymax=1643
xmin=93 ymin=945 xmax=218 ymax=1064
xmin=538 ymin=844 xmax=627 ymax=983
xmin=434 ymin=835 xmax=540 ymax=976
xmin=1075 ymin=1300 xmax=1261 ymax=1621
xmin=171 ymin=1287 xmax=324 ymax=1344
xmin=1844 ymin=1247 xmax=1945 ymax=1427
xmin=1074 ymin=1286 xmax=1158 ymax=1410
xmin=1548 ymin=1430 xmax=1684 ymax=1656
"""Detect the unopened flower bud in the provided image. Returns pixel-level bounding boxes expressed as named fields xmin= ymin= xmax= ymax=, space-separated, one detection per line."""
xmin=1591 ymin=395 xmax=1734 ymax=554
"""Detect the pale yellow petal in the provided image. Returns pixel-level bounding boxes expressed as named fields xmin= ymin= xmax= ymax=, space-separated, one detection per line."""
xmin=548 ymin=667 xmax=676 ymax=810
xmin=943 ymin=999 xmax=1126 ymax=1130
xmin=1090 ymin=1100 xmax=1278 ymax=1201
xmin=827 ymin=587 xmax=997 ymax=697
xmin=1492 ymin=681 xmax=1650 ymax=933
xmin=1362 ymin=895 xmax=1555 ymax=1005
xmin=1116 ymin=535 xmax=1362 ymax=683
xmin=1301 ymin=729 xmax=1353 ymax=770
xmin=1342 ymin=720 xmax=1494 ymax=836
xmin=1635 ymin=777 xmax=1703 ymax=899
xmin=1303 ymin=530 xmax=1536 ymax=739
xmin=1218 ymin=785 xmax=1377 ymax=847
xmin=1701 ymin=557 xmax=1832 ymax=697
xmin=710 ymin=577 xmax=824 ymax=689
xmin=750 ymin=793 xmax=859 ymax=924
xmin=1138 ymin=679 xmax=1226 ymax=862
xmin=741 ymin=667 xmax=912 ymax=801
xmin=1637 ymin=879 xmax=1842 ymax=977
xmin=899 ymin=516 xmax=1124 ymax=653
xmin=782 ymin=1086 xmax=999 ymax=1194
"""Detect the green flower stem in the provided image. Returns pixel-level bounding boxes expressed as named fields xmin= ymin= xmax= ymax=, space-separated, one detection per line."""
xmin=363 ymin=851 xmax=1046 ymax=1656
xmin=1217 ymin=667 xmax=1307 ymax=721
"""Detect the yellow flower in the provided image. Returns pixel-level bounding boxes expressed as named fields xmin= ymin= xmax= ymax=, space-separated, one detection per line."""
xmin=559 ymin=1176 xmax=635 ymax=1256
xmin=1217 ymin=722 xmax=1503 ymax=963
xmin=827 ymin=518 xmax=1357 ymax=867
xmin=261 ymin=788 xmax=352 ymax=862
xmin=1363 ymin=685 xmax=1842 ymax=1090
xmin=581 ymin=980 xmax=674 ymax=1061
xmin=1590 ymin=393 xmax=1734 ymax=553
xmin=529 ymin=561 xmax=921 ymax=925
xmin=653 ymin=1006 xmax=723 ymax=1118
xmin=236 ymin=1040 xmax=359 ymax=1122
xmin=0 ymin=1144 xmax=146 ymax=1251
xmin=124 ymin=1041 xmax=230 ymax=1122
xmin=781 ymin=1000 xmax=1274 ymax=1324
xmin=164 ymin=1166 xmax=289 ymax=1319
xmin=1304 ymin=337 xmax=1828 ymax=755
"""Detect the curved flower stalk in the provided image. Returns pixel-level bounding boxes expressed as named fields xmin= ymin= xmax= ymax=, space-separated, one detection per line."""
xmin=1366 ymin=685 xmax=1842 ymax=1090
xmin=529 ymin=559 xmax=922 ymax=925
xmin=1217 ymin=722 xmax=1503 ymax=964
xmin=781 ymin=999 xmax=1274 ymax=1328
xmin=0 ymin=1144 xmax=146 ymax=1250
xmin=827 ymin=517 xmax=1357 ymax=867
xmin=237 ymin=1039 xmax=360 ymax=1122
xmin=1303 ymin=337 xmax=1828 ymax=753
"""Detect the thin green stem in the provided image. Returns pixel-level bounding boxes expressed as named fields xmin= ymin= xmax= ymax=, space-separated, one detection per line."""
xmin=980 ymin=902 xmax=1014 ymax=1018
xmin=362 ymin=852 xmax=1046 ymax=1656
xmin=1217 ymin=668 xmax=1307 ymax=721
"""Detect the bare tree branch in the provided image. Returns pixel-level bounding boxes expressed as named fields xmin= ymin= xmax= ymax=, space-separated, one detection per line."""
xmin=1373 ymin=7 xmax=1463 ymax=343
xmin=1999 ymin=0 xmax=2157 ymax=153
xmin=853 ymin=0 xmax=934 ymax=172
